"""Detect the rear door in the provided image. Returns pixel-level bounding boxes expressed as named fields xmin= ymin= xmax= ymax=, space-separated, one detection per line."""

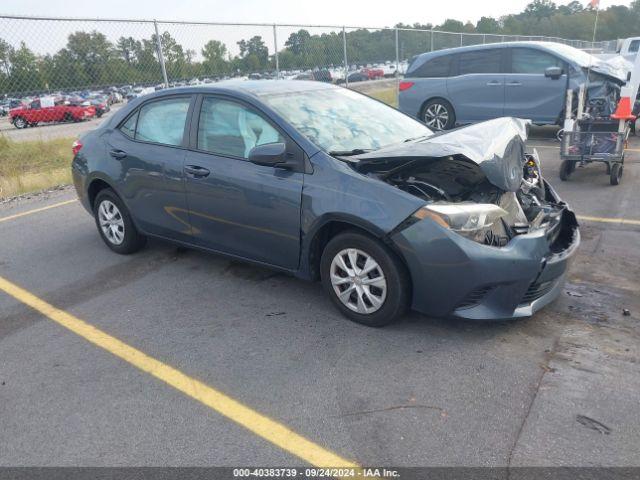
xmin=107 ymin=95 xmax=194 ymax=241
xmin=446 ymin=48 xmax=505 ymax=122
xmin=183 ymin=95 xmax=304 ymax=269
xmin=503 ymin=47 xmax=567 ymax=123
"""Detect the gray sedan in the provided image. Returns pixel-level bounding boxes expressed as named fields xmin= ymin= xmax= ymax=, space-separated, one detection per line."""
xmin=72 ymin=80 xmax=579 ymax=326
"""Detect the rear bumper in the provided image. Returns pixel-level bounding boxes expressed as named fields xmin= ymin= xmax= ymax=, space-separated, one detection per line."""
xmin=391 ymin=204 xmax=580 ymax=321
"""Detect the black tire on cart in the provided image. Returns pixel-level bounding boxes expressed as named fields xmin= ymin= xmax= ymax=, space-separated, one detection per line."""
xmin=605 ymin=162 xmax=611 ymax=175
xmin=559 ymin=160 xmax=574 ymax=181
xmin=610 ymin=163 xmax=623 ymax=185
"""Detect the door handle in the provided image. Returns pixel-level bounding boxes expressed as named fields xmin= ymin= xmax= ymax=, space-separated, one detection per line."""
xmin=109 ymin=149 xmax=127 ymax=159
xmin=506 ymin=82 xmax=522 ymax=87
xmin=486 ymin=80 xmax=502 ymax=86
xmin=184 ymin=165 xmax=210 ymax=178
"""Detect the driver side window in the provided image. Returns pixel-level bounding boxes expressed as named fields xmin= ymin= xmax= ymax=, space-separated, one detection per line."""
xmin=197 ymin=97 xmax=284 ymax=159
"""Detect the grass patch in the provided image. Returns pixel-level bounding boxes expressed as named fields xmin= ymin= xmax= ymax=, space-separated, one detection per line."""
xmin=0 ymin=135 xmax=74 ymax=199
xmin=366 ymin=87 xmax=398 ymax=107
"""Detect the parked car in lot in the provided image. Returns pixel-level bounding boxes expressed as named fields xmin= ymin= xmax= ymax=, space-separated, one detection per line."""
xmin=361 ymin=67 xmax=384 ymax=80
xmin=87 ymin=96 xmax=111 ymax=117
xmin=399 ymin=41 xmax=628 ymax=130
xmin=336 ymin=71 xmax=369 ymax=84
xmin=72 ymin=81 xmax=579 ymax=326
xmin=10 ymin=98 xmax=96 ymax=128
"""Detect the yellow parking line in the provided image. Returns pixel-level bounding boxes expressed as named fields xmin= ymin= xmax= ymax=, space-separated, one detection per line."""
xmin=577 ymin=215 xmax=640 ymax=226
xmin=0 ymin=199 xmax=77 ymax=224
xmin=0 ymin=275 xmax=358 ymax=469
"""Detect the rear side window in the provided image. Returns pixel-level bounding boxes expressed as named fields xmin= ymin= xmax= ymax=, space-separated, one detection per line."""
xmin=134 ymin=97 xmax=190 ymax=146
xmin=412 ymin=55 xmax=451 ymax=78
xmin=511 ymin=48 xmax=563 ymax=74
xmin=120 ymin=112 xmax=137 ymax=139
xmin=458 ymin=49 xmax=502 ymax=75
xmin=629 ymin=40 xmax=640 ymax=53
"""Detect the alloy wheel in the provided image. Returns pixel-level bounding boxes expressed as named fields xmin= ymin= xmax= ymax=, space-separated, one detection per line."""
xmin=330 ymin=248 xmax=387 ymax=314
xmin=98 ymin=200 xmax=125 ymax=245
xmin=14 ymin=117 xmax=25 ymax=128
xmin=424 ymin=103 xmax=449 ymax=130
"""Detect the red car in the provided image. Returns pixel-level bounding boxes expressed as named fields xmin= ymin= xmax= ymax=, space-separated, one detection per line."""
xmin=361 ymin=67 xmax=384 ymax=80
xmin=9 ymin=99 xmax=96 ymax=129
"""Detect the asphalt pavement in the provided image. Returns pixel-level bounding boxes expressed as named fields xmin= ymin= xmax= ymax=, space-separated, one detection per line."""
xmin=0 ymin=134 xmax=638 ymax=469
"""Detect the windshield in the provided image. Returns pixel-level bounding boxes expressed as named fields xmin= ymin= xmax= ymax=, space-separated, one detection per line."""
xmin=259 ymin=87 xmax=432 ymax=153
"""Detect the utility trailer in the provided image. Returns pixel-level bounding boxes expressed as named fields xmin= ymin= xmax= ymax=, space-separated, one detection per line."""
xmin=559 ymin=50 xmax=640 ymax=186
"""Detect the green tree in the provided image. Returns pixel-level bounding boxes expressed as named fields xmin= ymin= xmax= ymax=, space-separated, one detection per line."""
xmin=116 ymin=36 xmax=140 ymax=64
xmin=0 ymin=38 xmax=13 ymax=77
xmin=9 ymin=42 xmax=42 ymax=93
xmin=237 ymin=36 xmax=268 ymax=71
xmin=524 ymin=0 xmax=557 ymax=19
xmin=201 ymin=40 xmax=228 ymax=75
xmin=66 ymin=31 xmax=114 ymax=85
xmin=285 ymin=30 xmax=312 ymax=56
xmin=476 ymin=17 xmax=501 ymax=34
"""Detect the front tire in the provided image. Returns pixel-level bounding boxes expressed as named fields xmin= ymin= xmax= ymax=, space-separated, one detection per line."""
xmin=320 ymin=231 xmax=410 ymax=327
xmin=94 ymin=189 xmax=146 ymax=254
xmin=422 ymin=98 xmax=455 ymax=131
xmin=13 ymin=116 xmax=26 ymax=129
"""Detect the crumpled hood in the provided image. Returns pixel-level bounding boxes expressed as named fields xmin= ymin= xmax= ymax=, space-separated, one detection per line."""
xmin=350 ymin=117 xmax=530 ymax=192
xmin=598 ymin=56 xmax=632 ymax=83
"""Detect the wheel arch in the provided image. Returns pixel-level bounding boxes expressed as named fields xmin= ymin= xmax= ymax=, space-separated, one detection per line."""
xmin=87 ymin=176 xmax=119 ymax=210
xmin=303 ymin=214 xmax=410 ymax=283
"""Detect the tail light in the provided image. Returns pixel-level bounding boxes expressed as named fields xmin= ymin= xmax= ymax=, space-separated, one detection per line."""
xmin=399 ymin=81 xmax=415 ymax=92
xmin=72 ymin=139 xmax=83 ymax=156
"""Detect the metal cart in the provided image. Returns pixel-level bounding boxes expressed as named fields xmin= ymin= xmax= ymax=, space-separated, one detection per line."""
xmin=560 ymin=118 xmax=629 ymax=185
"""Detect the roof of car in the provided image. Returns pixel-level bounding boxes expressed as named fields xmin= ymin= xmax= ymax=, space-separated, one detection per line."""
xmin=412 ymin=41 xmax=568 ymax=59
xmin=152 ymin=79 xmax=337 ymax=99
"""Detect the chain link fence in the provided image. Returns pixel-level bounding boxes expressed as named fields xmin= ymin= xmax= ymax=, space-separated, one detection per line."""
xmin=0 ymin=15 xmax=617 ymax=110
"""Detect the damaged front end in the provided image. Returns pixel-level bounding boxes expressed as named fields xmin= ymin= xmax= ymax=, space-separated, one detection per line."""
xmin=344 ymin=117 xmax=580 ymax=319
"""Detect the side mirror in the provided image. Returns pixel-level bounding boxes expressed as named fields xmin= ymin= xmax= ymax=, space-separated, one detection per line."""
xmin=248 ymin=142 xmax=292 ymax=169
xmin=545 ymin=66 xmax=563 ymax=79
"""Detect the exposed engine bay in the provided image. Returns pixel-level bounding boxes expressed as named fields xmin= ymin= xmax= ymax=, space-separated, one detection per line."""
xmin=361 ymin=153 xmax=562 ymax=247
xmin=342 ymin=118 xmax=577 ymax=249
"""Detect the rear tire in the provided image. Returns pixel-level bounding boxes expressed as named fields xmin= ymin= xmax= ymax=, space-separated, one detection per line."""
xmin=421 ymin=98 xmax=456 ymax=131
xmin=320 ymin=231 xmax=410 ymax=327
xmin=93 ymin=189 xmax=147 ymax=254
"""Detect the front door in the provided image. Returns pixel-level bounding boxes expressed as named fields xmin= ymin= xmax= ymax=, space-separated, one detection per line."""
xmin=503 ymin=47 xmax=567 ymax=124
xmin=184 ymin=96 xmax=303 ymax=270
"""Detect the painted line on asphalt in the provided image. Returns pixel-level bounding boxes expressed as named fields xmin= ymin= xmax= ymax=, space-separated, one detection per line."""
xmin=0 ymin=199 xmax=77 ymax=224
xmin=577 ymin=215 xmax=640 ymax=226
xmin=0 ymin=275 xmax=358 ymax=469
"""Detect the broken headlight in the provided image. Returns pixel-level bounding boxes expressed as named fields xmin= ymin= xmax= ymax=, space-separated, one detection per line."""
xmin=414 ymin=203 xmax=508 ymax=244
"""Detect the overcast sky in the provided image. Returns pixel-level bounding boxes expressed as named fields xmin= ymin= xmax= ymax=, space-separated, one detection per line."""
xmin=0 ymin=0 xmax=629 ymax=59
xmin=0 ymin=0 xmax=629 ymax=27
